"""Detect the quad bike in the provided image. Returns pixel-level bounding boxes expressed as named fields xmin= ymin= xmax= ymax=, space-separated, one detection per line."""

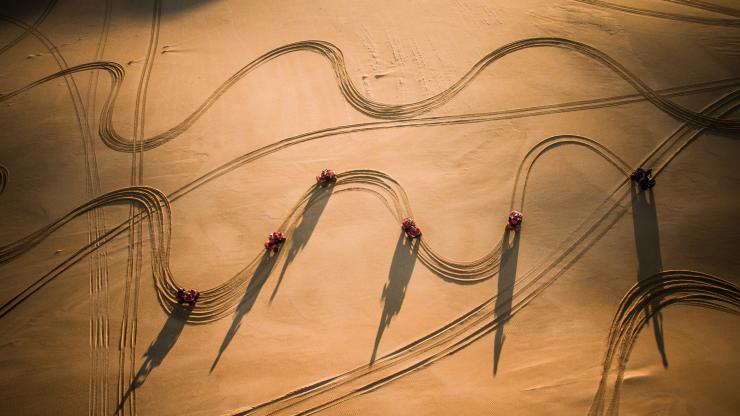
xmin=401 ymin=218 xmax=422 ymax=239
xmin=316 ymin=169 xmax=337 ymax=186
xmin=176 ymin=288 xmax=200 ymax=307
xmin=264 ymin=231 xmax=287 ymax=252
xmin=506 ymin=210 xmax=523 ymax=232
xmin=630 ymin=168 xmax=656 ymax=190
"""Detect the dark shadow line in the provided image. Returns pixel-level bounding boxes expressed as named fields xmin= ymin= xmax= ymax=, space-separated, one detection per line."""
xmin=270 ymin=187 xmax=332 ymax=302
xmin=630 ymin=184 xmax=668 ymax=368
xmin=210 ymin=252 xmax=277 ymax=373
xmin=113 ymin=307 xmax=190 ymax=415
xmin=370 ymin=233 xmax=420 ymax=364
xmin=493 ymin=228 xmax=520 ymax=376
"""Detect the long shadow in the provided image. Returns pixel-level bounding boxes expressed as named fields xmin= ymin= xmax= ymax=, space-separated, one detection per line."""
xmin=370 ymin=233 xmax=420 ymax=364
xmin=270 ymin=187 xmax=332 ymax=302
xmin=493 ymin=228 xmax=520 ymax=376
xmin=630 ymin=184 xmax=668 ymax=368
xmin=113 ymin=307 xmax=190 ymax=415
xmin=210 ymin=252 xmax=278 ymax=372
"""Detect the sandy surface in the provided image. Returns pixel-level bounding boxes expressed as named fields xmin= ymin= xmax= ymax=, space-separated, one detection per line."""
xmin=0 ymin=0 xmax=739 ymax=415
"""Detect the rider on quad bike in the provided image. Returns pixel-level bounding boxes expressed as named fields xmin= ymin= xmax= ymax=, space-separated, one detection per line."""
xmin=264 ymin=231 xmax=287 ymax=252
xmin=506 ymin=210 xmax=523 ymax=232
xmin=630 ymin=168 xmax=656 ymax=190
xmin=176 ymin=288 xmax=200 ymax=307
xmin=316 ymin=169 xmax=337 ymax=186
xmin=401 ymin=218 xmax=422 ymax=239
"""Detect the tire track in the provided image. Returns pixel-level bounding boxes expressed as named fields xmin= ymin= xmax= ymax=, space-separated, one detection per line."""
xmin=91 ymin=2 xmax=113 ymax=414
xmin=0 ymin=85 xmax=737 ymax=415
xmin=0 ymin=11 xmax=119 ymax=415
xmin=118 ymin=1 xmax=161 ymax=414
xmin=0 ymin=11 xmax=114 ymax=415
xmin=230 ymin=92 xmax=740 ymax=416
xmin=0 ymin=170 xmax=492 ymax=325
xmin=84 ymin=3 xmax=113 ymax=415
xmin=165 ymin=76 xmax=740 ymax=205
xmin=1 ymin=38 xmax=739 ymax=155
xmin=510 ymin=134 xmax=632 ymax=212
xmin=0 ymin=0 xmax=57 ymax=56
xmin=232 ymin=146 xmax=631 ymax=415
xmin=1 ymin=85 xmax=738 ymax=321
xmin=573 ymin=0 xmax=740 ymax=26
xmin=0 ymin=91 xmax=735 ymax=414
xmin=588 ymin=270 xmax=740 ymax=416
xmin=1 ymin=9 xmax=736 ymax=416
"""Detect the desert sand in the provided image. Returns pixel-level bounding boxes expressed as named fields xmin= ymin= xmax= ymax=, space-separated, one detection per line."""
xmin=0 ymin=0 xmax=739 ymax=415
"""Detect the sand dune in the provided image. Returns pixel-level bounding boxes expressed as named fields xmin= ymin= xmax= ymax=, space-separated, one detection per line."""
xmin=0 ymin=1 xmax=738 ymax=415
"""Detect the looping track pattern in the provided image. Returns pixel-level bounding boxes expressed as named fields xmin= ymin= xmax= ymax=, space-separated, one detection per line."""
xmin=2 ymin=18 xmax=739 ymax=414
xmin=589 ymin=271 xmax=740 ymax=416
xmin=509 ymin=134 xmax=632 ymax=212
xmin=229 ymin=91 xmax=740 ymax=415
xmin=0 ymin=170 xmax=503 ymax=324
xmin=1 ymin=84 xmax=738 ymax=414
xmin=0 ymin=38 xmax=738 ymax=155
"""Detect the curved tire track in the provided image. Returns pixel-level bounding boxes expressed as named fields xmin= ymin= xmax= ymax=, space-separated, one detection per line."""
xmin=0 ymin=12 xmax=115 ymax=415
xmin=588 ymin=270 xmax=740 ymax=416
xmin=2 ymin=49 xmax=736 ymax=416
xmin=0 ymin=0 xmax=57 ymax=56
xmin=230 ymin=92 xmax=740 ymax=415
xmin=3 ymin=87 xmax=734 ymax=413
xmin=0 ymin=38 xmax=738 ymax=155
xmin=1 ymin=91 xmax=738 ymax=416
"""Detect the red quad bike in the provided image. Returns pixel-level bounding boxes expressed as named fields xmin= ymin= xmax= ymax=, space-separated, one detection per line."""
xmin=264 ymin=231 xmax=287 ymax=252
xmin=316 ymin=169 xmax=337 ymax=187
xmin=401 ymin=218 xmax=422 ymax=239
xmin=176 ymin=288 xmax=200 ymax=307
xmin=506 ymin=210 xmax=523 ymax=232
